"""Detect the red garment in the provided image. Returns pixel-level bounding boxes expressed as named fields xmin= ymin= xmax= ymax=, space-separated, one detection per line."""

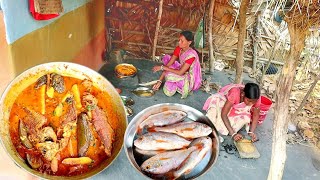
xmin=173 ymin=46 xmax=195 ymax=64
xmin=29 ymin=0 xmax=59 ymax=20
xmin=227 ymin=87 xmax=261 ymax=108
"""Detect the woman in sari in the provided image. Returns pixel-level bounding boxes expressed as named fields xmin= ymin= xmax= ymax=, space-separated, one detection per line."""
xmin=203 ymin=83 xmax=261 ymax=142
xmin=152 ymin=31 xmax=202 ymax=99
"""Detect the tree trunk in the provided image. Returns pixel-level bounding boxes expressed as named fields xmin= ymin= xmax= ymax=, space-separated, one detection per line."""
xmin=151 ymin=0 xmax=163 ymax=61
xmin=267 ymin=22 xmax=308 ymax=180
xmin=234 ymin=0 xmax=249 ymax=84
xmin=208 ymin=0 xmax=216 ymax=73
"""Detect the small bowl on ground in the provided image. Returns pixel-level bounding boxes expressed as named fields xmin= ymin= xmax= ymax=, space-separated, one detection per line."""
xmin=131 ymin=87 xmax=155 ymax=98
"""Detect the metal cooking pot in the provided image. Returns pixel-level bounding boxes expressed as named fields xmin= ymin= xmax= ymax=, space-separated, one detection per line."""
xmin=0 ymin=62 xmax=127 ymax=179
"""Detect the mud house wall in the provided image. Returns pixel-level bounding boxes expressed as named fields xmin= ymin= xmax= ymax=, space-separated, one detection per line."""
xmin=0 ymin=0 xmax=106 ymax=76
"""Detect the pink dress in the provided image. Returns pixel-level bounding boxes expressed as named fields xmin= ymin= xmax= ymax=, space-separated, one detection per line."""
xmin=203 ymin=84 xmax=261 ymax=135
xmin=161 ymin=48 xmax=202 ymax=99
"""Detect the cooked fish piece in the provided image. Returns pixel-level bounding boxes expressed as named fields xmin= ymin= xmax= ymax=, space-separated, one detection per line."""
xmin=77 ymin=113 xmax=94 ymax=156
xmin=36 ymin=141 xmax=60 ymax=161
xmin=174 ymin=137 xmax=212 ymax=178
xmin=38 ymin=127 xmax=57 ymax=142
xmin=81 ymin=79 xmax=93 ymax=92
xmin=92 ymin=107 xmax=115 ymax=157
xmin=138 ymin=110 xmax=187 ymax=132
xmin=82 ymin=92 xmax=98 ymax=110
xmin=22 ymin=108 xmax=48 ymax=145
xmin=26 ymin=153 xmax=43 ymax=169
xmin=134 ymin=132 xmax=191 ymax=151
xmin=51 ymin=73 xmax=65 ymax=93
xmin=19 ymin=119 xmax=33 ymax=149
xmin=23 ymin=107 xmax=47 ymax=131
xmin=141 ymin=146 xmax=198 ymax=175
xmin=149 ymin=121 xmax=212 ymax=139
xmin=34 ymin=75 xmax=47 ymax=89
xmin=57 ymin=102 xmax=77 ymax=137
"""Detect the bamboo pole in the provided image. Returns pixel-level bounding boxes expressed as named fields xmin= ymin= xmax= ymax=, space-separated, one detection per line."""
xmin=208 ymin=0 xmax=216 ymax=73
xmin=234 ymin=0 xmax=250 ymax=84
xmin=151 ymin=0 xmax=164 ymax=61
xmin=252 ymin=12 xmax=261 ymax=73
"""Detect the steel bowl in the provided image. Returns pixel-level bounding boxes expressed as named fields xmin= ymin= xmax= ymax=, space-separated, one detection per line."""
xmin=0 ymin=62 xmax=128 ymax=179
xmin=124 ymin=103 xmax=219 ymax=180
xmin=114 ymin=63 xmax=137 ymax=78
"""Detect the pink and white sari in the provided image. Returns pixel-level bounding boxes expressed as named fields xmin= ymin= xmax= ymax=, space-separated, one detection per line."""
xmin=203 ymin=84 xmax=260 ymax=135
xmin=162 ymin=48 xmax=202 ymax=98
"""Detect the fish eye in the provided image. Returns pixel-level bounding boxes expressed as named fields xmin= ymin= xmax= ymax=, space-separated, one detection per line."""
xmin=146 ymin=166 xmax=150 ymax=169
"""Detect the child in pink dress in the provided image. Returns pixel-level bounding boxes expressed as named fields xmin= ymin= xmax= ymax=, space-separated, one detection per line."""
xmin=203 ymin=83 xmax=261 ymax=142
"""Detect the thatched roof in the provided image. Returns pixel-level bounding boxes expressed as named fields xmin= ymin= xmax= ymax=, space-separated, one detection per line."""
xmin=105 ymin=0 xmax=319 ymax=68
xmin=259 ymin=0 xmax=320 ymax=29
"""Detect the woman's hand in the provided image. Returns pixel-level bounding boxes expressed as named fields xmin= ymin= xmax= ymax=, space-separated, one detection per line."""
xmin=152 ymin=81 xmax=162 ymax=91
xmin=248 ymin=132 xmax=258 ymax=142
xmin=152 ymin=65 xmax=162 ymax=73
xmin=232 ymin=133 xmax=243 ymax=142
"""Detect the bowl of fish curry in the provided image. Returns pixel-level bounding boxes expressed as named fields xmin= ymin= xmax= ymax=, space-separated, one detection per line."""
xmin=0 ymin=62 xmax=127 ymax=179
xmin=124 ymin=103 xmax=219 ymax=180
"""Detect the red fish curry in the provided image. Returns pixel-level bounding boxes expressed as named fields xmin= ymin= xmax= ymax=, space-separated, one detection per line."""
xmin=9 ymin=73 xmax=118 ymax=176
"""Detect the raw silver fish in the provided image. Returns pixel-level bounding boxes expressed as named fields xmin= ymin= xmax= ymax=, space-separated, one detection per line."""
xmin=174 ymin=137 xmax=212 ymax=178
xmin=149 ymin=121 xmax=212 ymax=139
xmin=141 ymin=146 xmax=198 ymax=175
xmin=138 ymin=110 xmax=187 ymax=132
xmin=134 ymin=132 xmax=191 ymax=150
xmin=135 ymin=148 xmax=168 ymax=156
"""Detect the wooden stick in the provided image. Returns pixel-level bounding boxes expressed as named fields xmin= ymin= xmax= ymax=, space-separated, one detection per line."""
xmin=208 ymin=0 xmax=216 ymax=73
xmin=252 ymin=12 xmax=261 ymax=73
xmin=152 ymin=0 xmax=164 ymax=61
xmin=234 ymin=0 xmax=250 ymax=84
xmin=292 ymin=74 xmax=320 ymax=120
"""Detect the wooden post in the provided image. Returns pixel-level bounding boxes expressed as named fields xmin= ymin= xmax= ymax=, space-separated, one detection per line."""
xmin=208 ymin=0 xmax=216 ymax=73
xmin=151 ymin=0 xmax=163 ymax=61
xmin=234 ymin=0 xmax=249 ymax=84
xmin=267 ymin=22 xmax=308 ymax=180
xmin=252 ymin=12 xmax=261 ymax=74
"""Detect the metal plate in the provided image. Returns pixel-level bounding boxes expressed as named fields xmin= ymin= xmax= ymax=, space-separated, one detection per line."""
xmin=131 ymin=87 xmax=155 ymax=97
xmin=124 ymin=103 xmax=219 ymax=180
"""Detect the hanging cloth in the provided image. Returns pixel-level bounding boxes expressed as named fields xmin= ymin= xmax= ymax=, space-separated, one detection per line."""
xmin=194 ymin=18 xmax=205 ymax=49
xmin=29 ymin=0 xmax=62 ymax=21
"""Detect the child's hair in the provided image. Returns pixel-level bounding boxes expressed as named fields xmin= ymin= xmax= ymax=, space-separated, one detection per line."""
xmin=180 ymin=30 xmax=194 ymax=47
xmin=244 ymin=83 xmax=260 ymax=99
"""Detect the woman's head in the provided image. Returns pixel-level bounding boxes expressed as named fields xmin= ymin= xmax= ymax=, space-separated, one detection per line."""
xmin=243 ymin=83 xmax=260 ymax=105
xmin=179 ymin=31 xmax=194 ymax=49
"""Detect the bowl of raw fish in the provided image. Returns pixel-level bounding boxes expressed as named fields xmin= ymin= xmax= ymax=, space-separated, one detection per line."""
xmin=124 ymin=103 xmax=219 ymax=180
